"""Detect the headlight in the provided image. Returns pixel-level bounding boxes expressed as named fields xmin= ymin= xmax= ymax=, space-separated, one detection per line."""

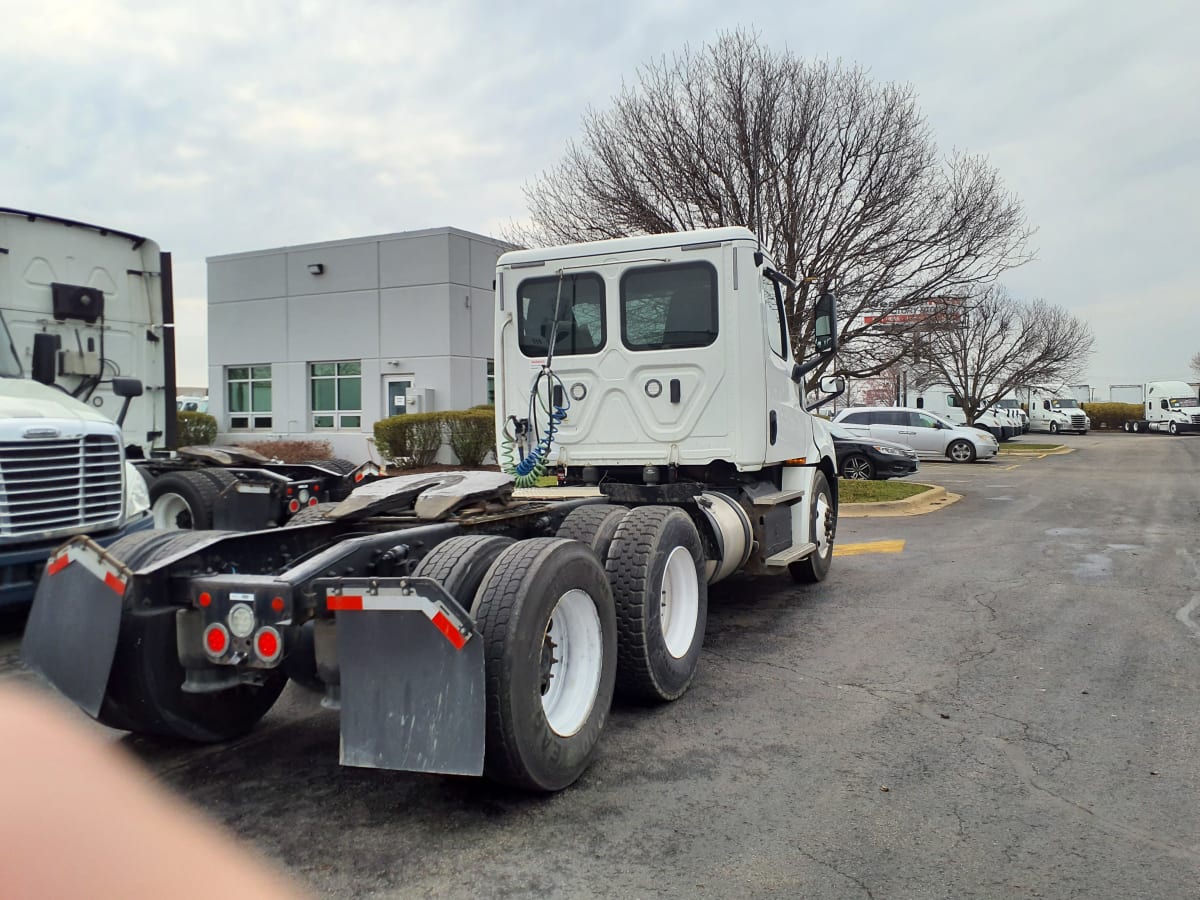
xmin=124 ymin=462 xmax=151 ymax=516
xmin=873 ymin=445 xmax=906 ymax=456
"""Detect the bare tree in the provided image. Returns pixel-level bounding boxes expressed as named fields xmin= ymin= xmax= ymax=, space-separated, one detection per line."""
xmin=1190 ymin=351 xmax=1200 ymax=382
xmin=510 ymin=31 xmax=1035 ymax=384
xmin=907 ymin=286 xmax=1094 ymax=424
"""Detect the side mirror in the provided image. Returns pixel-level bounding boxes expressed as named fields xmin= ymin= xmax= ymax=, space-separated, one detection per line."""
xmin=111 ymin=376 xmax=143 ymax=427
xmin=819 ymin=375 xmax=846 ymax=394
xmin=31 ymin=332 xmax=60 ymax=385
xmin=813 ymin=289 xmax=838 ymax=355
xmin=112 ymin=377 xmax=143 ymax=399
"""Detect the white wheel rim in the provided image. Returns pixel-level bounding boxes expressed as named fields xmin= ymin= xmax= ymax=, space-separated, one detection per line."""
xmin=152 ymin=492 xmax=191 ymax=529
xmin=541 ymin=589 xmax=603 ymax=737
xmin=660 ymin=546 xmax=699 ymax=658
xmin=814 ymin=491 xmax=832 ymax=558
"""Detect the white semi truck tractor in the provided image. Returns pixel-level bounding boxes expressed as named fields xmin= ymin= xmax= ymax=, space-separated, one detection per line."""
xmin=23 ymin=226 xmax=842 ymax=792
xmin=1122 ymin=381 xmax=1200 ymax=434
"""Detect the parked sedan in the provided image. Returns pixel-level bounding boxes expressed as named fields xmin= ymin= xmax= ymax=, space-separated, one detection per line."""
xmin=832 ymin=406 xmax=999 ymax=463
xmin=828 ymin=421 xmax=920 ymax=480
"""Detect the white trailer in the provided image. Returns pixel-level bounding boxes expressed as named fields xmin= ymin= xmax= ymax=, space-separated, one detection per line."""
xmin=1122 ymin=381 xmax=1200 ymax=434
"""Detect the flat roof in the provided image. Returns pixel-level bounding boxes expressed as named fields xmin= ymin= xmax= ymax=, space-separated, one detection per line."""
xmin=497 ymin=226 xmax=758 ymax=267
xmin=207 ymin=225 xmax=513 ymax=263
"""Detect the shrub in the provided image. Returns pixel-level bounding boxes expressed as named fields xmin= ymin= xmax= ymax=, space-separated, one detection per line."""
xmin=241 ymin=439 xmax=333 ymax=463
xmin=374 ymin=412 xmax=445 ymax=468
xmin=1081 ymin=402 xmax=1142 ymax=430
xmin=445 ymin=409 xmax=496 ymax=465
xmin=176 ymin=411 xmax=217 ymax=447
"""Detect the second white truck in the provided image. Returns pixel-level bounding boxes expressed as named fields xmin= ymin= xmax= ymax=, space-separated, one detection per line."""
xmin=1122 ymin=381 xmax=1200 ymax=434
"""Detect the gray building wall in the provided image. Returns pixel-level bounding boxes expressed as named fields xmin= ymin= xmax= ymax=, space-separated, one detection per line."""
xmin=207 ymin=227 xmax=507 ymax=461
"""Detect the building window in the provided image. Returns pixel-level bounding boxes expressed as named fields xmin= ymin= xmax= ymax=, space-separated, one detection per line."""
xmin=486 ymin=359 xmax=495 ymax=405
xmin=227 ymin=365 xmax=272 ymax=429
xmin=310 ymin=361 xmax=362 ymax=429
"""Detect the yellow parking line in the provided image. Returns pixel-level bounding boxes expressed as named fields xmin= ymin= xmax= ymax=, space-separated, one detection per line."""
xmin=999 ymin=464 xmax=1020 ymax=471
xmin=834 ymin=539 xmax=906 ymax=557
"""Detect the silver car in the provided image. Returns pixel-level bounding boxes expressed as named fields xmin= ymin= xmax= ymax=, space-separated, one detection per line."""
xmin=832 ymin=407 xmax=999 ymax=463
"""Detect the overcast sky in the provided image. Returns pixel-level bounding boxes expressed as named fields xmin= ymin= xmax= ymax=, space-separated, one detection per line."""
xmin=3 ymin=0 xmax=1196 ymax=393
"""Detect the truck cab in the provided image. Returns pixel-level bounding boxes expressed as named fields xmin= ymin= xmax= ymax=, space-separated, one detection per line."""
xmin=0 ymin=326 xmax=151 ymax=606
xmin=1024 ymin=385 xmax=1090 ymax=435
xmin=1141 ymin=381 xmax=1200 ymax=434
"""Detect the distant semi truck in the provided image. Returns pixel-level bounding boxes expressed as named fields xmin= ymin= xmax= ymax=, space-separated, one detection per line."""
xmin=1122 ymin=381 xmax=1200 ymax=434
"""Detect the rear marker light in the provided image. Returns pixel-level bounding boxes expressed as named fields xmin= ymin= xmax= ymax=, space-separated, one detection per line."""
xmin=288 ymin=499 xmax=301 ymax=513
xmin=271 ymin=596 xmax=285 ymax=613
xmin=198 ymin=591 xmax=212 ymax=608
xmin=204 ymin=624 xmax=229 ymax=656
xmin=312 ymin=484 xmax=319 ymax=492
xmin=308 ymin=497 xmax=319 ymax=507
xmin=255 ymin=627 xmax=282 ymax=662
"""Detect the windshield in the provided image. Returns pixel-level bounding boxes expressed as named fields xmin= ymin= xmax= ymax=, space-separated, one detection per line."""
xmin=1050 ymin=398 xmax=1079 ymax=409
xmin=1168 ymin=397 xmax=1198 ymax=409
xmin=994 ymin=398 xmax=1019 ymax=409
xmin=0 ymin=312 xmax=22 ymax=377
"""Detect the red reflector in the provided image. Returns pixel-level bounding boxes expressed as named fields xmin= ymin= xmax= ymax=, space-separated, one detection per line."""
xmin=256 ymin=630 xmax=279 ymax=660
xmin=312 ymin=484 xmax=320 ymax=492
xmin=271 ymin=596 xmax=285 ymax=613
xmin=288 ymin=499 xmax=300 ymax=513
xmin=286 ymin=487 xmax=294 ymax=496
xmin=431 ymin=610 xmax=467 ymax=650
xmin=205 ymin=626 xmax=227 ymax=655
xmin=354 ymin=472 xmax=364 ymax=482
xmin=308 ymin=497 xmax=319 ymax=506
xmin=327 ymin=595 xmax=364 ymax=611
xmin=46 ymin=554 xmax=71 ymax=576
xmin=104 ymin=571 xmax=126 ymax=596
xmin=198 ymin=591 xmax=212 ymax=608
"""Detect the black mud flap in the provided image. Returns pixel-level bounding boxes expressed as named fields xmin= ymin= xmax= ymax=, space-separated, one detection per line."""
xmin=21 ymin=538 xmax=130 ymax=717
xmin=333 ymin=581 xmax=485 ymax=776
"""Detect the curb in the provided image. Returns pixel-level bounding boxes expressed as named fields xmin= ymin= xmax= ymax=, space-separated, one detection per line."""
xmin=840 ymin=484 xmax=961 ymax=518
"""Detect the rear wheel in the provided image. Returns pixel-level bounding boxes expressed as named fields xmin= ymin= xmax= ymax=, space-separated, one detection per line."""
xmin=947 ymin=439 xmax=976 ymax=463
xmin=413 ymin=535 xmax=515 ymax=613
xmin=150 ymin=469 xmax=238 ymax=530
xmin=301 ymin=458 xmax=358 ymax=475
xmin=789 ymin=470 xmax=835 ymax=584
xmin=473 ymin=538 xmax=617 ymax=791
xmin=841 ymin=453 xmax=875 ymax=480
xmin=282 ymin=501 xmax=340 ymax=526
xmin=605 ymin=506 xmax=707 ymax=703
xmin=97 ymin=531 xmax=286 ymax=741
xmin=556 ymin=504 xmax=629 ymax=561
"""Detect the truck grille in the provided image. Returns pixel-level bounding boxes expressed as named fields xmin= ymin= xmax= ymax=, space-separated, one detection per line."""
xmin=0 ymin=436 xmax=123 ymax=538
xmin=1192 ymin=414 xmax=1200 ymax=425
xmin=1070 ymin=414 xmax=1087 ymax=429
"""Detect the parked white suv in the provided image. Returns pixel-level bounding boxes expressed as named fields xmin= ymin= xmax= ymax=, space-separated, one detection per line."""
xmin=833 ymin=407 xmax=999 ymax=463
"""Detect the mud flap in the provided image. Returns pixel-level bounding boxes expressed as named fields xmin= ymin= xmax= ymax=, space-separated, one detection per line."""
xmin=333 ymin=581 xmax=485 ymax=776
xmin=21 ymin=539 xmax=129 ymax=717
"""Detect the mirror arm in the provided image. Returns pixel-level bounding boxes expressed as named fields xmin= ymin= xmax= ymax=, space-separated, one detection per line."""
xmin=805 ymin=384 xmax=847 ymax=412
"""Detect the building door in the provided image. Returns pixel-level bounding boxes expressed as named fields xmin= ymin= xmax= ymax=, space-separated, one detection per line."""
xmin=383 ymin=376 xmax=413 ymax=417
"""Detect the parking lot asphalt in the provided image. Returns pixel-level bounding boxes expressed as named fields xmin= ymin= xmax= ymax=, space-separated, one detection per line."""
xmin=2 ymin=431 xmax=1198 ymax=898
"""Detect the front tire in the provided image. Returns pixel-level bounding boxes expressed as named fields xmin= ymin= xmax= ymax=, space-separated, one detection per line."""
xmin=789 ymin=470 xmax=835 ymax=584
xmin=841 ymin=453 xmax=875 ymax=480
xmin=1049 ymin=421 xmax=1059 ymax=435
xmin=947 ymin=439 xmax=976 ymax=463
xmin=1169 ymin=421 xmax=1179 ymax=435
xmin=605 ymin=507 xmax=708 ymax=703
xmin=473 ymin=538 xmax=617 ymax=791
